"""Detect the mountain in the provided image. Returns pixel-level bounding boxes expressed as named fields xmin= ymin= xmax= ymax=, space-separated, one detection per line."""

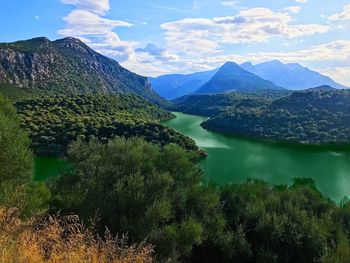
xmin=197 ymin=62 xmax=282 ymax=94
xmin=241 ymin=60 xmax=348 ymax=90
xmin=0 ymin=37 xmax=164 ymax=104
xmin=150 ymin=69 xmax=217 ymax=100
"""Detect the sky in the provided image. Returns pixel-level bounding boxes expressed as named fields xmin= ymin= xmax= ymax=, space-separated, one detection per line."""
xmin=1 ymin=0 xmax=350 ymax=85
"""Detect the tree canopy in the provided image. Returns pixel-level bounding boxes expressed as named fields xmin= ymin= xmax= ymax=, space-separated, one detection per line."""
xmin=49 ymin=137 xmax=350 ymax=262
xmin=49 ymin=138 xmax=220 ymax=261
xmin=15 ymin=94 xmax=198 ymax=156
xmin=174 ymin=89 xmax=350 ymax=145
xmin=0 ymin=95 xmax=50 ymax=216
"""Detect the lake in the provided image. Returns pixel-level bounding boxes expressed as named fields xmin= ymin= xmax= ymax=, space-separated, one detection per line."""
xmin=34 ymin=156 xmax=68 ymax=181
xmin=163 ymin=112 xmax=350 ymax=202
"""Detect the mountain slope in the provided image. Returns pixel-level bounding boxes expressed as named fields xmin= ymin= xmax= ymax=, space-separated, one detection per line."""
xmin=150 ymin=69 xmax=217 ymax=99
xmin=197 ymin=62 xmax=282 ymax=94
xmin=241 ymin=60 xmax=348 ymax=90
xmin=15 ymin=94 xmax=198 ymax=156
xmin=202 ymin=88 xmax=350 ymax=144
xmin=173 ymin=90 xmax=292 ymax=117
xmin=0 ymin=37 xmax=164 ymax=104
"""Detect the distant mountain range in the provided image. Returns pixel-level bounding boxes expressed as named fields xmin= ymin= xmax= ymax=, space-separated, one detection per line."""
xmin=197 ymin=62 xmax=281 ymax=94
xmin=0 ymin=37 xmax=346 ymax=103
xmin=149 ymin=69 xmax=217 ymax=100
xmin=240 ymin=60 xmax=347 ymax=90
xmin=0 ymin=37 xmax=165 ymax=105
xmin=151 ymin=60 xmax=348 ymax=100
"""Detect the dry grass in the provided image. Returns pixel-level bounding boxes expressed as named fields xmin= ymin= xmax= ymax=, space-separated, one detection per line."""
xmin=0 ymin=207 xmax=154 ymax=263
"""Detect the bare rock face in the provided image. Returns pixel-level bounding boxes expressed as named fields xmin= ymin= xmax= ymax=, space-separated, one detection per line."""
xmin=0 ymin=37 xmax=164 ymax=104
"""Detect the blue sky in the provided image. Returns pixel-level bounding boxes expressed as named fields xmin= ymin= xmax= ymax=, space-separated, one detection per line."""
xmin=1 ymin=0 xmax=350 ymax=85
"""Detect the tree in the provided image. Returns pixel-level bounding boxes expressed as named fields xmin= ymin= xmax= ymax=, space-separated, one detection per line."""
xmin=0 ymin=95 xmax=50 ymax=215
xmin=49 ymin=138 xmax=221 ymax=261
xmin=0 ymin=96 xmax=32 ymax=184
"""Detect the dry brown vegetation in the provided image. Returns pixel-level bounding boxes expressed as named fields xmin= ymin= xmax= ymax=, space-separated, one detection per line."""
xmin=0 ymin=207 xmax=154 ymax=263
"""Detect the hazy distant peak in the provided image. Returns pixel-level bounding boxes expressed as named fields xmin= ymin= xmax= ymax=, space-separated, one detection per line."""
xmin=241 ymin=60 xmax=348 ymax=90
xmin=222 ymin=61 xmax=240 ymax=68
xmin=264 ymin=59 xmax=284 ymax=65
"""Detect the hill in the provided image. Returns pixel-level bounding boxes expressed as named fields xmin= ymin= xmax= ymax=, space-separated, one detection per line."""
xmin=172 ymin=90 xmax=291 ymax=117
xmin=15 ymin=94 xmax=198 ymax=156
xmin=197 ymin=62 xmax=282 ymax=94
xmin=150 ymin=69 xmax=217 ymax=100
xmin=241 ymin=60 xmax=348 ymax=90
xmin=201 ymin=89 xmax=350 ymax=144
xmin=0 ymin=37 xmax=165 ymax=104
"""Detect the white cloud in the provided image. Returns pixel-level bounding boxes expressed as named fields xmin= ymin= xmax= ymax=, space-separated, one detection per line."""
xmin=329 ymin=3 xmax=350 ymax=21
xmin=284 ymin=6 xmax=301 ymax=14
xmin=127 ymin=7 xmax=331 ymax=77
xmin=61 ymin=0 xmax=110 ymax=15
xmin=59 ymin=0 xmax=137 ymax=62
xmin=59 ymin=0 xmax=179 ymax=75
xmin=295 ymin=0 xmax=308 ymax=3
xmin=34 ymin=15 xmax=41 ymax=20
xmin=57 ymin=0 xmax=347 ymax=84
xmin=136 ymin=43 xmax=179 ymax=62
xmin=247 ymin=40 xmax=350 ymax=64
xmin=319 ymin=67 xmax=350 ymax=86
xmin=136 ymin=39 xmax=350 ymax=82
xmin=59 ymin=10 xmax=131 ymax=37
xmin=161 ymin=7 xmax=329 ymax=58
xmin=221 ymin=1 xmax=237 ymax=7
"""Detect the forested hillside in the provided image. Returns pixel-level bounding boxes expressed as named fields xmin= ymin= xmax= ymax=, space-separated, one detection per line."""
xmin=0 ymin=95 xmax=154 ymax=263
xmin=15 ymin=94 xmax=198 ymax=156
xmin=173 ymin=90 xmax=292 ymax=116
xmin=0 ymin=37 xmax=165 ymax=105
xmin=2 ymin=95 xmax=350 ymax=262
xmin=198 ymin=89 xmax=350 ymax=144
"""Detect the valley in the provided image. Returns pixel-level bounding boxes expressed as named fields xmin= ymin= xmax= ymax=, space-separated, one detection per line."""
xmin=163 ymin=112 xmax=350 ymax=202
xmin=174 ymin=88 xmax=350 ymax=145
xmin=2 ymin=36 xmax=350 ymax=263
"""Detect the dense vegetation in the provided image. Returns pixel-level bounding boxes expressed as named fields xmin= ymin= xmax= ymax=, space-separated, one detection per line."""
xmin=49 ymin=138 xmax=218 ymax=261
xmin=0 ymin=95 xmax=154 ymax=262
xmin=0 ymin=83 xmax=49 ymax=101
xmin=48 ymin=138 xmax=350 ymax=262
xmin=175 ymin=88 xmax=350 ymax=145
xmin=15 ymin=94 xmax=198 ymax=156
xmin=173 ymin=91 xmax=292 ymax=117
xmin=3 ymin=94 xmax=350 ymax=262
xmin=0 ymin=95 xmax=50 ymax=215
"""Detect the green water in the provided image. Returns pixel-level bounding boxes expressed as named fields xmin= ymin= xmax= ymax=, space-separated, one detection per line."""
xmin=163 ymin=112 xmax=350 ymax=202
xmin=34 ymin=157 xmax=68 ymax=181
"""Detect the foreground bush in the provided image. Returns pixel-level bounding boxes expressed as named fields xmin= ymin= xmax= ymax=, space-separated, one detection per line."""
xmin=49 ymin=138 xmax=222 ymax=261
xmin=0 ymin=207 xmax=153 ymax=263
xmin=0 ymin=95 xmax=50 ymax=215
xmin=0 ymin=96 xmax=32 ymax=186
xmin=49 ymin=137 xmax=350 ymax=262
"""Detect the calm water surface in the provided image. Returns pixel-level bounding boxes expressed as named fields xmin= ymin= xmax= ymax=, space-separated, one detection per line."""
xmin=163 ymin=112 xmax=350 ymax=202
xmin=34 ymin=157 xmax=68 ymax=181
